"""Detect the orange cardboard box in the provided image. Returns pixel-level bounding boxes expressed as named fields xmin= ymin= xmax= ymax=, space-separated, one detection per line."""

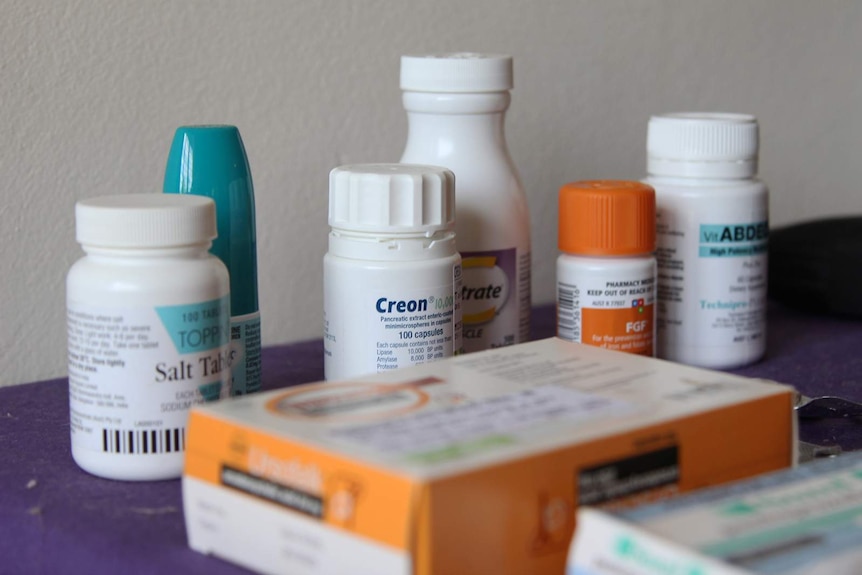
xmin=182 ymin=338 xmax=796 ymax=575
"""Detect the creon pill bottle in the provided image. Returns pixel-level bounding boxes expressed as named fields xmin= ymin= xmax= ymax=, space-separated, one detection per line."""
xmin=400 ymin=53 xmax=530 ymax=352
xmin=324 ymin=164 xmax=462 ymax=381
xmin=645 ymin=113 xmax=768 ymax=369
xmin=67 ymin=194 xmax=230 ymax=480
xmin=557 ymin=180 xmax=657 ymax=356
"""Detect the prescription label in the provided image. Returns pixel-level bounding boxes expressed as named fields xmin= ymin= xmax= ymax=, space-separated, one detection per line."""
xmin=558 ymin=269 xmax=656 ymax=356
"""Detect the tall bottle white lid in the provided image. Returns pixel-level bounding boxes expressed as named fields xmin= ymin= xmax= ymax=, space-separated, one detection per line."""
xmin=647 ymin=113 xmax=759 ymax=178
xmin=400 ymin=53 xmax=513 ymax=93
xmin=329 ymin=164 xmax=455 ymax=234
xmin=76 ymin=194 xmax=217 ymax=248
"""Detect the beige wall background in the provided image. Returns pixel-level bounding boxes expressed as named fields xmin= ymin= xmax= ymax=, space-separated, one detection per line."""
xmin=2 ymin=0 xmax=860 ymax=387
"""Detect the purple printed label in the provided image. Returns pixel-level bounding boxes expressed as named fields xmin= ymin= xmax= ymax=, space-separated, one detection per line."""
xmin=460 ymin=248 xmax=519 ymax=350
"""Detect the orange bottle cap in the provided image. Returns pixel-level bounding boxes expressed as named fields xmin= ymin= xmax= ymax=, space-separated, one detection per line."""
xmin=558 ymin=180 xmax=656 ymax=256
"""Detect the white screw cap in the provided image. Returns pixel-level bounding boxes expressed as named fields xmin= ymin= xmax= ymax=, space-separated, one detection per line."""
xmin=76 ymin=194 xmax=217 ymax=248
xmin=647 ymin=113 xmax=759 ymax=178
xmin=400 ymin=53 xmax=513 ymax=93
xmin=329 ymin=164 xmax=455 ymax=234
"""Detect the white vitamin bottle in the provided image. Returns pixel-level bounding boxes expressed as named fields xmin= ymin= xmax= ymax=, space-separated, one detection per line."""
xmin=645 ymin=113 xmax=769 ymax=369
xmin=67 ymin=194 xmax=230 ymax=480
xmin=400 ymin=53 xmax=531 ymax=352
xmin=323 ymin=164 xmax=462 ymax=381
xmin=556 ymin=180 xmax=657 ymax=356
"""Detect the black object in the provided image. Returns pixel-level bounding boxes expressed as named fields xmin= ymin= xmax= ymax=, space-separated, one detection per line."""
xmin=769 ymin=216 xmax=862 ymax=317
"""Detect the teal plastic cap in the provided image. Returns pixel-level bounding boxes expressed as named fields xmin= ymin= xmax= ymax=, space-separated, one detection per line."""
xmin=163 ymin=125 xmax=259 ymax=315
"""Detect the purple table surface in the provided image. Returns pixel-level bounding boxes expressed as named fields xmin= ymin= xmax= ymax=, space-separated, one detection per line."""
xmin=2 ymin=302 xmax=861 ymax=574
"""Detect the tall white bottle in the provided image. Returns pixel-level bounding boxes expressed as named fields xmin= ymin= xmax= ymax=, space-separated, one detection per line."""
xmin=400 ymin=53 xmax=531 ymax=351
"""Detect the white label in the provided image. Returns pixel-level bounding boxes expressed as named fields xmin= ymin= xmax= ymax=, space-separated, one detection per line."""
xmin=653 ymin=184 xmax=768 ymax=366
xmin=324 ymin=258 xmax=461 ymax=381
xmin=372 ymin=283 xmax=458 ymax=373
xmin=557 ymin=261 xmax=656 ymax=356
xmin=67 ymin=297 xmax=230 ymax=455
xmin=330 ymin=385 xmax=634 ymax=461
xmin=658 ymin=219 xmax=767 ymax=341
xmin=229 ymin=311 xmax=261 ymax=395
xmin=184 ymin=477 xmax=409 ymax=575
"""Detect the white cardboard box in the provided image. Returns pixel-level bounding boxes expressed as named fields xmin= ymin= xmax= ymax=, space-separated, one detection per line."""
xmin=569 ymin=452 xmax=862 ymax=575
xmin=182 ymin=338 xmax=796 ymax=575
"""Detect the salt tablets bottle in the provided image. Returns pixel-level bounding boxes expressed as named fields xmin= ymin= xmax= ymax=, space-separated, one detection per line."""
xmin=645 ymin=113 xmax=768 ymax=369
xmin=557 ymin=181 xmax=657 ymax=356
xmin=324 ymin=164 xmax=462 ymax=380
xmin=67 ymin=194 xmax=230 ymax=480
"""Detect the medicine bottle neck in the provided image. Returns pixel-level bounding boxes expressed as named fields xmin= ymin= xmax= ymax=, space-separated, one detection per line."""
xmin=646 ymin=172 xmax=761 ymax=190
xmin=647 ymin=161 xmax=757 ymax=182
xmin=402 ymin=92 xmax=512 ymax=161
xmin=82 ymin=243 xmax=213 ymax=261
xmin=329 ymin=229 xmax=457 ymax=262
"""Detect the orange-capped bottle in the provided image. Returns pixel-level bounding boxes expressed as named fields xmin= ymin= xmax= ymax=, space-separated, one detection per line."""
xmin=556 ymin=180 xmax=657 ymax=356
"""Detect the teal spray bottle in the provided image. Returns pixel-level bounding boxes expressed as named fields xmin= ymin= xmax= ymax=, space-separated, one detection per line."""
xmin=163 ymin=125 xmax=261 ymax=395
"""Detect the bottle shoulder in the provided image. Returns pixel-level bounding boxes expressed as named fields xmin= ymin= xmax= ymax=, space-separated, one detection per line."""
xmin=402 ymin=145 xmax=526 ymax=196
xmin=67 ymin=254 xmax=229 ymax=301
xmin=645 ymin=175 xmax=767 ymax=195
xmin=403 ymin=145 xmax=520 ymax=181
xmin=557 ymin=253 xmax=656 ymax=271
xmin=451 ymin=181 xmax=531 ymax=252
xmin=402 ymin=92 xmax=510 ymax=114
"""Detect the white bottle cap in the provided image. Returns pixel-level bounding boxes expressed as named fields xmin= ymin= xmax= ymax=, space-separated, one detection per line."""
xmin=329 ymin=164 xmax=455 ymax=234
xmin=400 ymin=53 xmax=513 ymax=93
xmin=647 ymin=113 xmax=759 ymax=179
xmin=76 ymin=194 xmax=217 ymax=248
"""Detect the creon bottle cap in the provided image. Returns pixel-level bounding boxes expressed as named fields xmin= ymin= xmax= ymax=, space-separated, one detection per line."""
xmin=329 ymin=164 xmax=455 ymax=234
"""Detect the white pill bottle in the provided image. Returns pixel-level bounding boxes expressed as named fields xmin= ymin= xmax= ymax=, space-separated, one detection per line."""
xmin=323 ymin=164 xmax=462 ymax=381
xmin=645 ymin=113 xmax=768 ymax=369
xmin=400 ymin=53 xmax=531 ymax=352
xmin=67 ymin=194 xmax=230 ymax=480
xmin=556 ymin=180 xmax=657 ymax=357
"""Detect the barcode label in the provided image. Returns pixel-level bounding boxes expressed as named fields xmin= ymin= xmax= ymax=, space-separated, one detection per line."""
xmin=557 ymin=283 xmax=580 ymax=342
xmin=101 ymin=427 xmax=186 ymax=454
